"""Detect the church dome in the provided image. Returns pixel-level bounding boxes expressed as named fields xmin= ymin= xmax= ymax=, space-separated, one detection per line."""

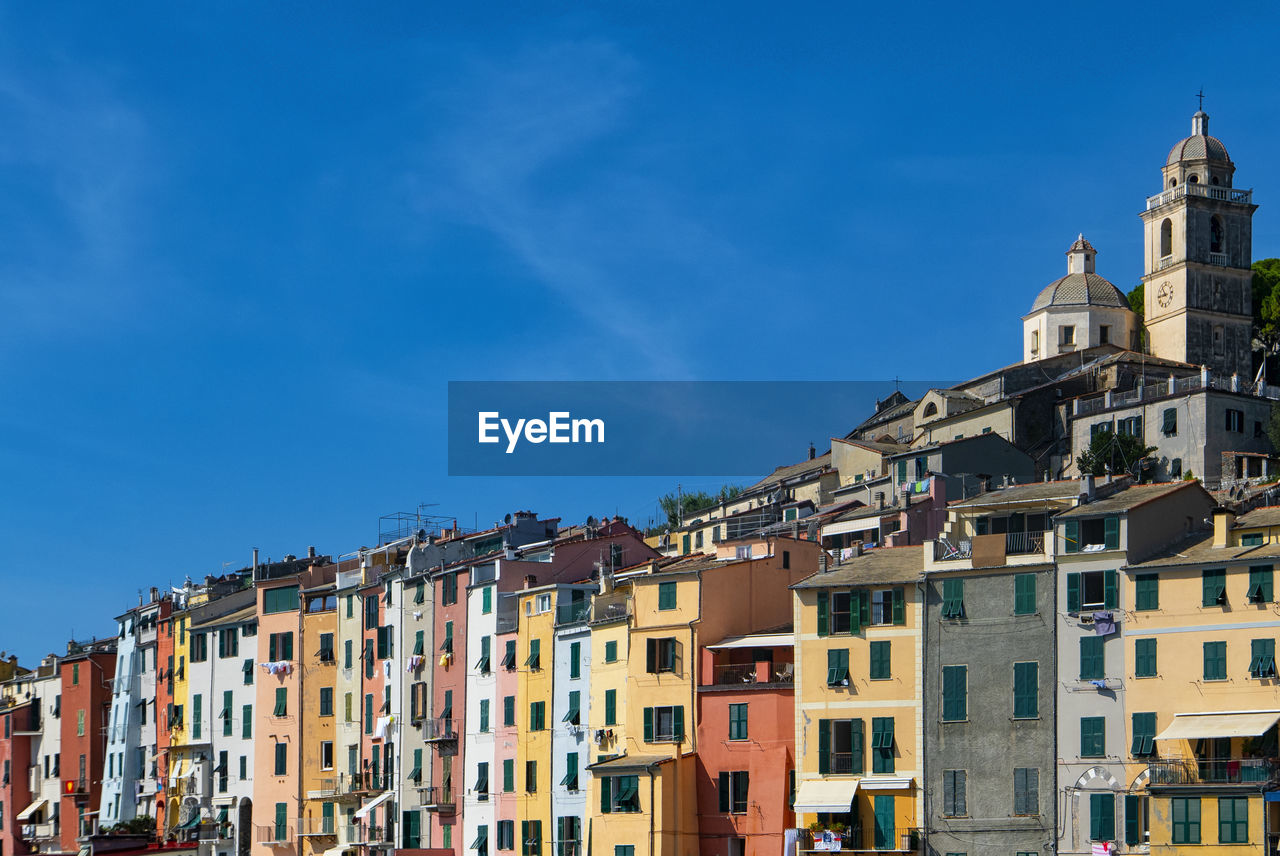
xmin=1030 ymin=273 xmax=1129 ymax=313
xmin=1166 ymin=111 xmax=1231 ymax=165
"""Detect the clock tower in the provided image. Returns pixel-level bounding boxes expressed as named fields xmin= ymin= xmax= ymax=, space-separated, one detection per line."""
xmin=1141 ymin=110 xmax=1257 ymax=376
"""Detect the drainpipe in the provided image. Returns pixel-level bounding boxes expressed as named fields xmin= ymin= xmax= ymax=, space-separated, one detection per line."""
xmin=647 ymin=766 xmax=657 ymax=856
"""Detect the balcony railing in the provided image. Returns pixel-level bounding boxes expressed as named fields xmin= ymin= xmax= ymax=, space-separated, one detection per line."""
xmin=555 ymin=601 xmax=590 ymax=626
xmin=422 ymin=716 xmax=456 ymax=742
xmin=255 ymin=825 xmax=294 ymax=845
xmin=1148 ymin=757 xmax=1280 ymax=786
xmin=796 ymin=826 xmax=921 ymax=852
xmin=710 ymin=663 xmax=795 ymax=686
xmin=1146 ymin=183 xmax=1253 ymax=211
xmin=296 ymin=816 xmax=338 ymax=836
xmin=309 ymin=773 xmax=370 ymax=798
xmin=421 ymin=786 xmax=455 ymax=811
xmin=21 ymin=823 xmax=58 ymax=840
xmin=933 ymin=539 xmax=971 ymax=562
xmin=1004 ymin=530 xmax=1047 ymax=555
xmin=1209 ymin=251 xmax=1230 ymax=267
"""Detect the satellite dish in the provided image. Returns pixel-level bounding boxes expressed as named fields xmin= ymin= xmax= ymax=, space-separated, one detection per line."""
xmin=504 ymin=514 xmax=512 ymax=525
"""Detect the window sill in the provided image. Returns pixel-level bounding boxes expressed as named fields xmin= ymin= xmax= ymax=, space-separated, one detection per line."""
xmin=1012 ymin=716 xmax=1040 ymax=722
xmin=941 ymin=719 xmax=969 ymax=724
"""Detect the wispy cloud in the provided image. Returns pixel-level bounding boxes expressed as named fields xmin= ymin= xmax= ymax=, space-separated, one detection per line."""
xmin=404 ymin=39 xmax=752 ymax=378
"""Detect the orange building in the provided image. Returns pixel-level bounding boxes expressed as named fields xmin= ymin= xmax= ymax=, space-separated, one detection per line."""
xmin=59 ymin=641 xmax=117 ymax=852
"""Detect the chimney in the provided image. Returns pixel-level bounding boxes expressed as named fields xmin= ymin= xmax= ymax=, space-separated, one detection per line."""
xmin=901 ymin=486 xmax=912 ymax=508
xmin=819 ymin=551 xmax=829 ymax=573
xmin=808 ymin=443 xmax=816 ymax=461
xmin=1213 ymin=508 xmax=1236 ymax=547
xmin=599 ymin=569 xmax=615 ymax=595
xmin=307 ymin=546 xmax=316 ymax=559
xmin=150 ymin=586 xmax=158 ymax=603
xmin=252 ymin=548 xmax=259 ymax=572
xmin=524 ymin=574 xmax=537 ymax=590
xmin=1081 ymin=475 xmax=1096 ymax=502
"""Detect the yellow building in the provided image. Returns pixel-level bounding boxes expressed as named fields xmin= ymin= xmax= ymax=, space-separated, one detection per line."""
xmin=166 ymin=608 xmax=193 ymax=835
xmin=515 ymin=585 xmax=555 ymax=854
xmin=298 ymin=583 xmax=339 ymax=856
xmin=1124 ymin=505 xmax=1280 ymax=854
xmin=587 ymin=542 xmax=814 ymax=856
xmin=791 ymin=546 xmax=924 ymax=853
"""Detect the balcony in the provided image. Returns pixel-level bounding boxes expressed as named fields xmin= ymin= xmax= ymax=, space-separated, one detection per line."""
xmin=1004 ymin=530 xmax=1047 ymax=556
xmin=1146 ymin=183 xmax=1253 ymax=211
xmin=65 ymin=778 xmax=90 ymax=796
xmin=296 ymin=817 xmax=338 ymax=837
xmin=1209 ymin=251 xmax=1230 ymax=267
xmin=255 ymin=825 xmax=294 ymax=845
xmin=422 ymin=716 xmax=456 ymax=742
xmin=932 ymin=531 xmax=1047 ymax=565
xmin=308 ymin=773 xmax=369 ymax=800
xmin=21 ymin=823 xmax=58 ymax=841
xmin=420 ymin=786 xmax=455 ymax=812
xmin=796 ymin=827 xmax=921 ymax=853
xmin=1148 ymin=757 xmax=1280 ymax=787
xmin=706 ymin=662 xmax=795 ymax=687
xmin=555 ymin=600 xmax=590 ymax=627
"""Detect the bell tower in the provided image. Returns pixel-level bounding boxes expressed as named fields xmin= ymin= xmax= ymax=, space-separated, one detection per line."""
xmin=1140 ymin=109 xmax=1257 ymax=376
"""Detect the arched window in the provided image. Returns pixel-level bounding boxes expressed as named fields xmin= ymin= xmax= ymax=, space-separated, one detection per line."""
xmin=923 ymin=401 xmax=938 ymax=417
xmin=1160 ymin=219 xmax=1172 ymax=257
xmin=1189 ymin=174 xmax=1199 ymax=184
xmin=1031 ymin=329 xmax=1040 ymax=354
xmin=1169 ymin=178 xmax=1178 ymax=188
xmin=1211 ymin=175 xmax=1220 ymax=186
xmin=1211 ymin=216 xmax=1224 ymax=255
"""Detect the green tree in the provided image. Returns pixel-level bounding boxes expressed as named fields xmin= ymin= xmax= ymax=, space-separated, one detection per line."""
xmin=1266 ymin=406 xmax=1280 ymax=454
xmin=107 ymin=816 xmax=156 ymax=836
xmin=656 ymin=484 xmax=743 ymax=529
xmin=1127 ymin=283 xmax=1146 ymax=350
xmin=1076 ymin=428 xmax=1157 ymax=477
xmin=1253 ymin=259 xmax=1280 ymax=376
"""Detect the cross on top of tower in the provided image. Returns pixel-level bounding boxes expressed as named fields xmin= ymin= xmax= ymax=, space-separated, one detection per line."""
xmin=1196 ymin=88 xmax=1205 ymax=111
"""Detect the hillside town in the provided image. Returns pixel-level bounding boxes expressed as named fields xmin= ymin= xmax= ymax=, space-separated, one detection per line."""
xmin=5 ymin=108 xmax=1280 ymax=856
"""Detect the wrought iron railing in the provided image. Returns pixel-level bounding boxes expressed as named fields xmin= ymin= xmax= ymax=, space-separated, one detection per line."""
xmin=1148 ymin=757 xmax=1280 ymax=786
xmin=422 ymin=716 xmax=456 ymax=741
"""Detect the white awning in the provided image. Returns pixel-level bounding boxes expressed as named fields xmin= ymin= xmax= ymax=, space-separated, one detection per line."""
xmin=354 ymin=791 xmax=393 ymax=820
xmin=321 ymin=847 xmax=354 ymax=856
xmin=18 ymin=798 xmax=49 ymax=820
xmin=793 ymin=779 xmax=859 ymax=813
xmin=859 ymin=777 xmax=913 ymax=791
xmin=823 ymin=518 xmax=883 ymax=538
xmin=1156 ymin=711 xmax=1280 ymax=741
xmin=705 ymin=633 xmax=794 ymax=650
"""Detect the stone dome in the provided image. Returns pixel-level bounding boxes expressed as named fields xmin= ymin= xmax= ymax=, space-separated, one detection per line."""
xmin=1030 ymin=273 xmax=1129 ymax=313
xmin=1166 ymin=111 xmax=1231 ymax=165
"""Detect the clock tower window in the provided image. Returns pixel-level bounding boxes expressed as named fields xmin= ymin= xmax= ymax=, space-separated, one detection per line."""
xmin=1210 ymin=216 xmax=1225 ymax=255
xmin=1159 ymin=219 xmax=1172 ymax=258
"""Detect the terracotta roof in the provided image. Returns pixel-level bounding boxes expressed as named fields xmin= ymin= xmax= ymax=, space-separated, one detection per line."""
xmin=949 ymin=480 xmax=1086 ymax=508
xmin=586 ymin=753 xmax=671 ymax=771
xmin=746 ymin=453 xmax=833 ymax=492
xmin=792 ymin=545 xmax=924 ymax=589
xmin=1055 ymin=482 xmax=1201 ymax=519
xmin=1030 ymin=272 xmax=1130 ymax=313
xmin=1235 ymin=506 xmax=1280 ymax=529
xmin=833 ymin=437 xmax=908 ymax=455
xmin=1123 ymin=531 xmax=1274 ymax=569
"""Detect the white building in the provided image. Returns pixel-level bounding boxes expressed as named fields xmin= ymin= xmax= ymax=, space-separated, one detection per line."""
xmin=13 ymin=656 xmax=64 ymax=854
xmin=1023 ymin=235 xmax=1138 ymax=364
xmin=549 ymin=586 xmax=592 ymax=856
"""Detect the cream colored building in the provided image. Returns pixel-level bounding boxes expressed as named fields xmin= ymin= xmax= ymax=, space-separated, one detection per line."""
xmin=1023 ymin=235 xmax=1137 ymax=364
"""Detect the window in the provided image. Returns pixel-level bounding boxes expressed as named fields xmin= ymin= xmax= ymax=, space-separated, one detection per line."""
xmin=497 ymin=820 xmax=515 ymax=850
xmin=1066 ymin=569 xmax=1118 ymax=610
xmin=1060 ymin=325 xmax=1075 ymax=346
xmin=1250 ymin=638 xmax=1276 ymax=678
xmin=658 ymin=582 xmax=677 ymax=611
xmin=1204 ymin=641 xmax=1227 ymax=680
xmin=1219 ymin=796 xmax=1248 ymax=844
xmin=1014 ymin=574 xmax=1036 ymax=615
xmin=268 ymin=632 xmax=294 ymax=661
xmin=871 ymin=717 xmax=894 ymax=774
xmin=816 ymin=589 xmax=868 ymax=636
xmin=525 ymin=760 xmax=537 ymax=793
xmin=604 ymin=641 xmax=618 ymax=663
xmin=717 ymin=771 xmax=749 ymax=814
xmin=441 ymin=573 xmax=458 ymax=606
xmin=320 ymin=741 xmax=333 ymax=770
xmin=1203 ymin=569 xmax=1227 ymax=606
xmin=537 ymin=593 xmax=552 ymax=613
xmin=870 ymin=588 xmax=905 ymax=625
xmin=817 ymin=718 xmax=863 ymax=774
xmin=728 ymin=703 xmax=748 ymax=740
xmin=274 ymin=741 xmax=287 ymax=776
xmin=502 ymin=640 xmax=516 ymax=670
xmin=1080 ymin=637 xmax=1105 ymax=681
xmin=190 ymin=632 xmax=208 ymax=662
xmin=520 ymin=819 xmax=541 ymax=856
xmin=1162 ymin=408 xmax=1177 ymax=436
xmin=941 ymin=579 xmax=965 ymax=619
xmin=560 ymin=753 xmax=579 ymax=791
xmin=600 ymin=775 xmax=640 ymax=813
xmin=1242 ymin=531 xmax=1265 ymax=546
xmin=1159 ymin=218 xmax=1172 ymax=257
xmin=645 ymin=637 xmax=679 ymax=674
xmin=503 ymin=759 xmax=514 ymax=792
xmin=1013 ymin=662 xmax=1038 ymax=718
xmin=1013 ymin=767 xmax=1038 ymax=816
xmin=869 ymin=640 xmax=891 ymax=680
xmin=243 ymin=704 xmax=252 ymax=738
xmin=567 ymin=640 xmax=581 ymax=679
xmin=643 ymin=705 xmax=684 ymax=742
xmin=476 ymin=762 xmax=489 ymax=799
xmin=1135 ymin=573 xmax=1159 ymax=611
xmin=525 ymin=639 xmax=541 ymax=670
xmin=319 ymin=688 xmax=333 ymax=717
xmin=192 ymin=694 xmax=202 ymax=738
xmin=504 ymin=696 xmax=516 ymax=728
xmin=1080 ymin=717 xmax=1105 ymax=757
xmin=942 ymin=665 xmax=967 ymax=721
xmin=826 ymin=649 xmax=850 ymax=687
xmin=263 ymin=585 xmax=299 ymax=615
xmin=1131 ymin=712 xmax=1156 ymax=757
xmin=77 ymin=709 xmax=85 ymax=736
xmin=555 ymin=818 xmax=579 ymax=856
xmin=604 ymin=690 xmax=617 ymax=726
xmin=1249 ymin=565 xmax=1273 ymax=603
xmin=1116 ymin=415 xmax=1143 ymax=438
xmin=1135 ymin=638 xmax=1157 ymax=677
xmin=1090 ymin=792 xmax=1115 ymax=842
xmin=562 ymin=691 xmax=580 ymax=726
xmin=274 ymin=802 xmax=288 ymax=842
xmin=218 ymin=627 xmax=240 ymax=658
xmin=273 ymin=687 xmax=287 ymax=717
xmin=1172 ymin=797 xmax=1200 ymax=844
xmin=365 ymin=694 xmax=373 ymax=734
xmin=1226 ymin=409 xmax=1244 ymax=432
xmin=1170 ymin=457 xmax=1183 ymax=478
xmin=1030 ymin=329 xmax=1040 ymax=353
xmin=942 ymin=770 xmax=966 ymax=816
xmin=480 ymin=699 xmax=490 ymax=732
xmin=1099 ymin=324 xmax=1110 ymax=345
xmin=1123 ymin=794 xmax=1147 ymax=846
xmin=344 ymin=640 xmax=353 ymax=669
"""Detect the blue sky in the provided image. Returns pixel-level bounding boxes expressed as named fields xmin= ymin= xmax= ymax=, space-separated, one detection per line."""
xmin=2 ymin=2 xmax=1279 ymax=661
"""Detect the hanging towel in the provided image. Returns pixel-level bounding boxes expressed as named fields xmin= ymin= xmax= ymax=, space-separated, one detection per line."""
xmin=1093 ymin=611 xmax=1116 ymax=636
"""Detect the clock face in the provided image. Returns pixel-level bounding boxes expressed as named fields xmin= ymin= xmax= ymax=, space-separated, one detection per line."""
xmin=1157 ymin=281 xmax=1175 ymax=309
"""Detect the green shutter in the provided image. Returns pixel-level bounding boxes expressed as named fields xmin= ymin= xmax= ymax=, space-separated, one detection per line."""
xmin=673 ymin=705 xmax=684 ymax=740
xmin=850 ymin=718 xmax=864 ymax=773
xmin=857 ymin=590 xmax=870 ymax=628
xmin=942 ymin=665 xmax=967 ymax=721
xmin=1014 ymin=662 xmax=1037 ymax=718
xmin=816 ymin=592 xmax=829 ymax=637
xmin=604 ymin=690 xmax=616 ymax=726
xmin=1131 ymin=712 xmax=1156 ymax=757
xmin=1080 ymin=636 xmax=1105 ymax=681
xmin=817 ymin=720 xmax=830 ymax=774
xmin=1066 ymin=573 xmax=1081 ymax=612
xmin=1090 ymin=793 xmax=1115 ymax=841
xmin=1014 ymin=574 xmax=1036 ymax=615
xmin=891 ymin=587 xmax=905 ymax=624
xmin=1135 ymin=638 xmax=1157 ymax=677
xmin=1103 ymin=516 xmax=1119 ymax=550
xmin=1135 ymin=573 xmax=1159 ymax=611
xmin=1103 ymin=570 xmax=1118 ymax=609
xmin=1124 ymin=795 xmax=1140 ymax=845
xmin=1064 ymin=520 xmax=1080 ymax=553
xmin=1203 ymin=569 xmax=1226 ymax=606
xmin=643 ymin=707 xmax=653 ymax=742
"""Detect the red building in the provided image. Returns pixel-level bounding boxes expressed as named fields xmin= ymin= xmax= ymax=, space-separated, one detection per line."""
xmin=60 ymin=642 xmax=117 ymax=853
xmin=695 ymin=632 xmax=795 ymax=856
xmin=2 ymin=697 xmax=36 ymax=856
xmin=153 ymin=599 xmax=174 ymax=839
